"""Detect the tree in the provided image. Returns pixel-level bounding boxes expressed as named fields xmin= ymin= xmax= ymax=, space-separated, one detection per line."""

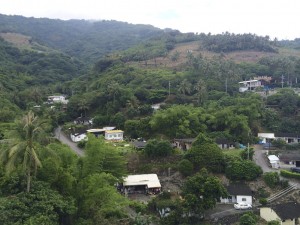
xmin=194 ymin=79 xmax=207 ymax=105
xmin=144 ymin=139 xmax=173 ymax=158
xmin=185 ymin=133 xmax=225 ymax=173
xmin=181 ymin=169 xmax=228 ymax=218
xmin=225 ymin=160 xmax=262 ymax=181
xmin=178 ymin=159 xmax=194 ymax=177
xmin=77 ymin=173 xmax=129 ymax=224
xmin=82 ymin=135 xmax=127 ymax=179
xmin=0 ymin=111 xmax=43 ymax=192
xmin=239 ymin=212 xmax=257 ymax=225
xmin=178 ymin=79 xmax=192 ymax=96
xmin=263 ymin=172 xmax=280 ymax=188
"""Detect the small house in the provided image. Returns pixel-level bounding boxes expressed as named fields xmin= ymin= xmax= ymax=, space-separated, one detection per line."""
xmin=260 ymin=202 xmax=300 ymax=225
xmin=268 ymin=155 xmax=280 ymax=169
xmin=239 ymin=79 xmax=262 ymax=92
xmin=86 ymin=127 xmax=115 ymax=137
xmin=258 ymin=133 xmax=275 ymax=144
xmin=220 ymin=183 xmax=253 ymax=205
xmin=70 ymin=129 xmax=87 ymax=142
xmin=47 ymin=95 xmax=68 ymax=104
xmin=275 ymin=133 xmax=300 ymax=144
xmin=122 ymin=174 xmax=161 ymax=195
xmin=279 ymin=153 xmax=300 ymax=167
xmin=216 ymin=138 xmax=235 ymax=149
xmin=105 ymin=130 xmax=124 ymax=141
xmin=173 ymin=138 xmax=195 ymax=151
xmin=74 ymin=117 xmax=92 ymax=125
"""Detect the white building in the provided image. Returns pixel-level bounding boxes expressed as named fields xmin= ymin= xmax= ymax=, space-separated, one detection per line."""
xmin=105 ymin=130 xmax=124 ymax=141
xmin=257 ymin=133 xmax=275 ymax=144
xmin=268 ymin=155 xmax=280 ymax=169
xmin=123 ymin=174 xmax=161 ymax=194
xmin=70 ymin=132 xmax=87 ymax=142
xmin=48 ymin=95 xmax=68 ymax=104
xmin=239 ymin=80 xmax=262 ymax=92
xmin=220 ymin=183 xmax=253 ymax=205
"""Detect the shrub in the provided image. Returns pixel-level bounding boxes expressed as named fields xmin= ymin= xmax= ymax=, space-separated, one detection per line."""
xmin=259 ymin=198 xmax=268 ymax=206
xmin=280 ymin=170 xmax=300 ymax=180
xmin=178 ymin=159 xmax=194 ymax=177
xmin=263 ymin=172 xmax=280 ymax=188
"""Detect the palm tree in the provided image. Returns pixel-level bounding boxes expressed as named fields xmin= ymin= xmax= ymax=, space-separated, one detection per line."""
xmin=0 ymin=111 xmax=42 ymax=192
xmin=194 ymin=79 xmax=207 ymax=105
xmin=178 ymin=79 xmax=192 ymax=96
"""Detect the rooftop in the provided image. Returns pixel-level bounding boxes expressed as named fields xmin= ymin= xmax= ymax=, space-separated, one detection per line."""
xmin=105 ymin=130 xmax=123 ymax=134
xmin=226 ymin=183 xmax=252 ymax=196
xmin=272 ymin=202 xmax=300 ymax=220
xmin=123 ymin=174 xmax=161 ymax=188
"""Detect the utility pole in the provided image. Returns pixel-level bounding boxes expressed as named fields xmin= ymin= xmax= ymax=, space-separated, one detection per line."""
xmin=168 ymin=81 xmax=171 ymax=96
xmin=225 ymin=78 xmax=228 ymax=93
xmin=281 ymin=75 xmax=284 ymax=88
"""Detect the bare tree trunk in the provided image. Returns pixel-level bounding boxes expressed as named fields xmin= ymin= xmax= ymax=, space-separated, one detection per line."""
xmin=27 ymin=169 xmax=31 ymax=192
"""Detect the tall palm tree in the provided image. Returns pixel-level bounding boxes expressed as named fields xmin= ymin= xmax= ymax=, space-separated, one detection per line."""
xmin=0 ymin=111 xmax=42 ymax=192
xmin=178 ymin=79 xmax=192 ymax=96
xmin=194 ymin=79 xmax=207 ymax=105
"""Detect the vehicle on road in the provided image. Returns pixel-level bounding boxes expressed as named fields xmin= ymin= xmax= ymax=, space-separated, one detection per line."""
xmin=234 ymin=202 xmax=252 ymax=210
xmin=290 ymin=167 xmax=300 ymax=173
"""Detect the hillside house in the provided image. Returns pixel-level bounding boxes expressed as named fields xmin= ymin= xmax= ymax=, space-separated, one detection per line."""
xmin=74 ymin=117 xmax=92 ymax=125
xmin=173 ymin=138 xmax=195 ymax=151
xmin=86 ymin=127 xmax=115 ymax=137
xmin=70 ymin=128 xmax=87 ymax=142
xmin=239 ymin=79 xmax=262 ymax=92
xmin=279 ymin=153 xmax=300 ymax=167
xmin=216 ymin=138 xmax=235 ymax=149
xmin=47 ymin=95 xmax=68 ymax=104
xmin=131 ymin=141 xmax=147 ymax=149
xmin=220 ymin=183 xmax=253 ymax=205
xmin=275 ymin=133 xmax=300 ymax=144
xmin=260 ymin=202 xmax=300 ymax=225
xmin=122 ymin=174 xmax=161 ymax=195
xmin=105 ymin=130 xmax=124 ymax=141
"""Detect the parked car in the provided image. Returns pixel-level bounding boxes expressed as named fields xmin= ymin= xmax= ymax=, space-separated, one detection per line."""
xmin=234 ymin=202 xmax=252 ymax=210
xmin=290 ymin=167 xmax=300 ymax=173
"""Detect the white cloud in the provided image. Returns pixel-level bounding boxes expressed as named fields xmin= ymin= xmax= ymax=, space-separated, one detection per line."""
xmin=0 ymin=0 xmax=299 ymax=39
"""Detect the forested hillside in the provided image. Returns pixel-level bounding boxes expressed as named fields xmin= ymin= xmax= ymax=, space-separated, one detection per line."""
xmin=1 ymin=14 xmax=300 ymax=225
xmin=0 ymin=14 xmax=163 ymax=62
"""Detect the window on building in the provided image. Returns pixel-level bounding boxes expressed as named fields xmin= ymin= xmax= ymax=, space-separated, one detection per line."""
xmin=242 ymin=198 xmax=246 ymax=201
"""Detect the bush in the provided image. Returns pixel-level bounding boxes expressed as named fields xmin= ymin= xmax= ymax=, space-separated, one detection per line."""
xmin=239 ymin=212 xmax=257 ymax=225
xmin=263 ymin=172 xmax=280 ymax=188
xmin=259 ymin=198 xmax=267 ymax=206
xmin=280 ymin=170 xmax=300 ymax=180
xmin=144 ymin=139 xmax=173 ymax=158
xmin=178 ymin=159 xmax=194 ymax=177
xmin=77 ymin=140 xmax=87 ymax=148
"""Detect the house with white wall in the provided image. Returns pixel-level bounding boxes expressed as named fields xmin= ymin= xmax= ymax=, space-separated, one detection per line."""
xmin=260 ymin=202 xmax=300 ymax=225
xmin=239 ymin=80 xmax=262 ymax=92
xmin=220 ymin=183 xmax=253 ymax=205
xmin=105 ymin=130 xmax=124 ymax=141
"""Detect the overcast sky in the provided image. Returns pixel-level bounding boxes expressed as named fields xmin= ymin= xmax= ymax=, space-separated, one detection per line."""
xmin=0 ymin=0 xmax=299 ymax=40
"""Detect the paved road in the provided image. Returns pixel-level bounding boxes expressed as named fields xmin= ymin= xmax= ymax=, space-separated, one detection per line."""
xmin=253 ymin=144 xmax=300 ymax=189
xmin=253 ymin=145 xmax=272 ymax=173
xmin=54 ymin=126 xmax=84 ymax=156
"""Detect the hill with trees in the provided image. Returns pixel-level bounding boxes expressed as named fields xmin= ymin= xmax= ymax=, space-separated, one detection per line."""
xmin=1 ymin=14 xmax=300 ymax=225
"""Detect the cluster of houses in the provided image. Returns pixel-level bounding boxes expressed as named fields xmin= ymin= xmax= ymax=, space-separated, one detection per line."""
xmin=70 ymin=125 xmax=124 ymax=143
xmin=258 ymin=133 xmax=300 ymax=168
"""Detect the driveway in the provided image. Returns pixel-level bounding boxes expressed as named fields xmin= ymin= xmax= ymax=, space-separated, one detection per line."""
xmin=54 ymin=126 xmax=84 ymax=156
xmin=253 ymin=145 xmax=272 ymax=173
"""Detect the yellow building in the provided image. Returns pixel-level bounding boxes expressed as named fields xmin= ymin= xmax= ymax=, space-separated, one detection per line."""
xmin=260 ymin=202 xmax=300 ymax=225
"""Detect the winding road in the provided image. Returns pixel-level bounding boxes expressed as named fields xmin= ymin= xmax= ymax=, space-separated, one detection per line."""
xmin=54 ymin=126 xmax=84 ymax=156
